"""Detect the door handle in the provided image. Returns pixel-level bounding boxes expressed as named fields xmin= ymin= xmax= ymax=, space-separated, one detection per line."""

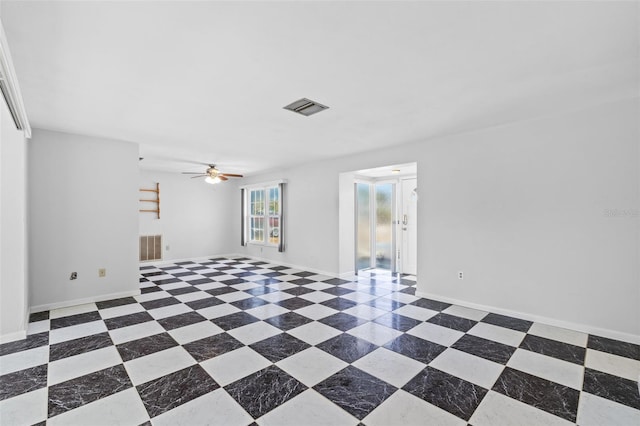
xmin=402 ymin=214 xmax=408 ymax=225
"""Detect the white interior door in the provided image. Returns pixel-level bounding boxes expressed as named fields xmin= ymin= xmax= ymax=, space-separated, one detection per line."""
xmin=401 ymin=178 xmax=417 ymax=275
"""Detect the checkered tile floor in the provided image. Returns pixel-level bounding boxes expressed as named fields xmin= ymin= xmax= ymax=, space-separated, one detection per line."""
xmin=1 ymin=257 xmax=639 ymax=425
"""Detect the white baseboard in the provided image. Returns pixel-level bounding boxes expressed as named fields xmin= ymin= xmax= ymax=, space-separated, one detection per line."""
xmin=30 ymin=289 xmax=141 ymax=314
xmin=0 ymin=329 xmax=27 ymax=344
xmin=415 ymin=290 xmax=640 ymax=345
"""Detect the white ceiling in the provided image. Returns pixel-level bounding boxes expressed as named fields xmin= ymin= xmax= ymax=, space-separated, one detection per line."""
xmin=2 ymin=1 xmax=638 ymax=175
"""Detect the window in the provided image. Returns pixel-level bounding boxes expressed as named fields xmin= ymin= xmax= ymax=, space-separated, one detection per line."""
xmin=242 ymin=183 xmax=284 ymax=250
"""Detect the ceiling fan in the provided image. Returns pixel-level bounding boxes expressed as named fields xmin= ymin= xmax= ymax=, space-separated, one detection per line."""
xmin=181 ymin=165 xmax=243 ymax=184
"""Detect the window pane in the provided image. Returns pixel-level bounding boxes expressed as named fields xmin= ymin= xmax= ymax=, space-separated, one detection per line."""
xmin=356 ymin=183 xmax=371 ymax=270
xmin=251 ymin=189 xmax=265 ymax=215
xmin=269 ymin=217 xmax=280 ymax=245
xmin=268 ymin=187 xmax=279 ymax=215
xmin=375 ymin=183 xmax=393 ymax=270
xmin=251 ymin=217 xmax=264 ymax=242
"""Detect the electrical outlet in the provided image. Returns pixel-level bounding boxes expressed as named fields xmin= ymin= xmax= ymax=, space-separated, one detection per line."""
xmin=458 ymin=271 xmax=464 ymax=280
xmin=98 ymin=268 xmax=106 ymax=277
xmin=70 ymin=272 xmax=77 ymax=280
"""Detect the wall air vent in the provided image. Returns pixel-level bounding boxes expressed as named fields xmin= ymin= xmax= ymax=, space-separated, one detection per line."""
xmin=283 ymin=98 xmax=329 ymax=117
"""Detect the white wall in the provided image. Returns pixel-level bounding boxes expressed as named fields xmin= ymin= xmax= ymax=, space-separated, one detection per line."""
xmin=233 ymin=98 xmax=639 ymax=341
xmin=139 ymin=171 xmax=236 ymax=262
xmin=0 ymin=95 xmax=29 ymax=342
xmin=28 ymin=129 xmax=139 ymax=310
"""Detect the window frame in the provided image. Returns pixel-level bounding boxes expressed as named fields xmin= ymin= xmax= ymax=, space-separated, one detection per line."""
xmin=244 ymin=182 xmax=283 ymax=248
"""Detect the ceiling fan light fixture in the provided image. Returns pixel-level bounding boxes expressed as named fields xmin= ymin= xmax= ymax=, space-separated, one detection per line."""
xmin=205 ymin=176 xmax=221 ymax=184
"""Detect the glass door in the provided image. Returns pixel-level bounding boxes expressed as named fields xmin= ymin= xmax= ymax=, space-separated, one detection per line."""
xmin=355 ymin=181 xmax=396 ymax=273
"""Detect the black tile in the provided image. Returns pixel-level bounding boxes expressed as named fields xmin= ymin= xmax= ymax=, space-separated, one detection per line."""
xmin=250 ymin=333 xmax=310 ymax=362
xmin=519 ymin=334 xmax=585 ymax=365
xmin=583 ymin=368 xmax=640 ymax=410
xmin=481 ymin=313 xmax=532 ymax=333
xmin=587 ymin=335 xmax=640 ymax=361
xmin=314 ymin=366 xmax=397 ymax=420
xmin=139 ymin=277 xmax=149 ymax=282
xmin=321 ymin=286 xmax=354 ymax=296
xmin=202 ymin=271 xmax=226 ymax=278
xmin=48 ymin=365 xmax=131 ymax=417
xmin=264 ymin=271 xmax=284 ymax=277
xmin=374 ymin=313 xmax=421 ymax=332
xmin=323 ymin=278 xmax=351 ymax=285
xmin=277 ymin=297 xmax=315 ymax=310
xmin=289 ymin=278 xmax=315 ymax=286
xmin=367 ymin=297 xmax=404 ymax=311
xmin=167 ymin=286 xmax=200 ymax=296
xmin=0 ymin=332 xmax=49 ymax=356
xmin=319 ymin=313 xmax=367 ymax=332
xmin=182 ymin=333 xmax=244 ymax=362
xmin=159 ymin=265 xmax=181 ymax=270
xmin=403 ymin=366 xmax=487 ymax=421
xmin=410 ymin=298 xmax=451 ymax=312
xmin=452 ymin=334 xmax=516 ymax=364
xmin=493 ymin=367 xmax=579 ymax=422
xmin=142 ymin=271 xmax=165 ymax=277
xmin=317 ymin=334 xmax=377 ymax=363
xmin=399 ymin=287 xmax=416 ymax=295
xmin=265 ymin=312 xmax=313 ymax=331
xmin=137 ymin=365 xmax=219 ymax=418
xmin=185 ymin=297 xmax=224 ymax=310
xmin=116 ymin=332 xmax=178 ymax=361
xmin=96 ymin=297 xmax=138 ymax=310
xmin=104 ymin=311 xmax=154 ymax=330
xmin=216 ymin=266 xmax=234 ymax=271
xmin=383 ymin=334 xmax=447 ymax=364
xmin=140 ymin=297 xmax=180 ymax=310
xmin=139 ymin=265 xmax=156 ymax=270
xmin=222 ymin=278 xmax=248 ymax=285
xmin=172 ymin=271 xmax=197 ymax=277
xmin=253 ymin=278 xmax=282 ymax=285
xmin=49 ymin=332 xmax=113 ymax=362
xmin=283 ymin=286 xmax=315 ymax=296
xmin=206 ymin=287 xmax=238 ymax=296
xmin=29 ymin=311 xmax=49 ymax=322
xmin=187 ymin=265 xmax=207 ymax=271
xmin=270 ymin=266 xmax=289 ymax=271
xmin=153 ymin=278 xmax=182 ymax=285
xmin=141 ymin=286 xmax=162 ymax=294
xmin=427 ymin=313 xmax=477 ymax=332
xmin=244 ymin=286 xmax=277 ymax=296
xmin=50 ymin=311 xmax=101 ymax=329
xmin=230 ymin=297 xmax=270 ymax=310
xmin=0 ymin=364 xmax=47 ymax=401
xmin=249 ymin=261 xmax=268 ymax=265
xmin=232 ymin=271 xmax=255 ymax=278
xmin=157 ymin=312 xmax=207 ymax=331
xmin=187 ymin=278 xmax=214 ymax=285
xmin=225 ymin=365 xmax=306 ymax=419
xmin=211 ymin=312 xmax=260 ymax=331
xmin=293 ymin=271 xmax=316 ymax=277
xmin=320 ymin=297 xmax=358 ymax=311
xmin=175 ymin=261 xmax=195 ymax=265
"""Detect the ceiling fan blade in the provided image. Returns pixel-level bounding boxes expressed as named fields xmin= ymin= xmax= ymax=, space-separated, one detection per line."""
xmin=190 ymin=175 xmax=206 ymax=179
xmin=220 ymin=173 xmax=243 ymax=178
xmin=219 ymin=176 xmax=229 ymax=181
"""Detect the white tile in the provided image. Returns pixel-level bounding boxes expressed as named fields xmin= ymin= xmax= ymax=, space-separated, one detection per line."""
xmin=108 ymin=321 xmax=165 ymax=345
xmin=266 ymin=282 xmax=297 ymax=291
xmin=228 ymin=321 xmax=282 ymax=345
xmin=245 ymin=304 xmax=290 ymax=320
xmin=257 ymin=291 xmax=295 ymax=303
xmin=48 ymin=346 xmax=122 ymax=386
xmin=194 ymin=282 xmax=226 ymax=291
xmin=175 ymin=291 xmax=211 ymax=303
xmin=135 ymin=291 xmax=172 ymax=303
xmin=585 ymin=348 xmax=640 ymax=381
xmin=299 ymin=291 xmax=336 ymax=304
xmin=342 ymin=305 xmax=387 ymax=321
xmin=50 ymin=303 xmax=97 ymax=319
xmin=200 ymin=347 xmax=271 ymax=386
xmin=407 ymin=322 xmax=464 ymax=347
xmin=229 ymin=282 xmax=260 ymax=291
xmin=99 ymin=303 xmax=144 ymax=320
xmin=308 ymin=274 xmax=333 ymax=282
xmin=294 ymin=304 xmax=338 ymax=321
xmin=303 ymin=282 xmax=333 ymax=291
xmin=363 ymin=390 xmax=465 ymax=426
xmin=467 ymin=322 xmax=525 ymax=347
xmin=386 ymin=292 xmax=419 ymax=304
xmin=340 ymin=292 xmax=377 ymax=303
xmin=215 ymin=291 xmax=253 ymax=303
xmin=0 ymin=388 xmax=47 ymax=426
xmin=152 ymin=389 xmax=252 ymax=426
xmin=276 ymin=347 xmax=348 ymax=387
xmin=508 ymin=348 xmax=584 ymax=389
xmin=469 ymin=390 xmax=573 ymax=426
xmin=430 ymin=348 xmax=504 ymax=389
xmin=286 ymin=321 xmax=343 ymax=345
xmin=168 ymin=321 xmax=224 ymax=345
xmin=257 ymin=389 xmax=359 ymax=426
xmin=0 ymin=346 xmax=49 ymax=375
xmin=442 ymin=305 xmax=489 ymax=321
xmin=124 ymin=346 xmax=195 ymax=386
xmin=27 ymin=320 xmax=50 ymax=335
xmin=577 ymin=391 xmax=640 ymax=426
xmin=147 ymin=303 xmax=191 ymax=320
xmin=352 ymin=348 xmax=425 ymax=388
xmin=197 ymin=303 xmax=240 ymax=319
xmin=347 ymin=322 xmax=403 ymax=346
xmin=49 ymin=320 xmax=107 ymax=344
xmin=529 ymin=323 xmax=588 ymax=347
xmin=157 ymin=282 xmax=190 ymax=291
xmin=47 ymin=388 xmax=148 ymax=426
xmin=393 ymin=304 xmax=438 ymax=321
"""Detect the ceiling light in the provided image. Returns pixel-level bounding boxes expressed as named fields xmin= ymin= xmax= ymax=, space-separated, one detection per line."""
xmin=284 ymin=98 xmax=329 ymax=116
xmin=391 ymin=169 xmax=401 ymax=174
xmin=205 ymin=176 xmax=221 ymax=184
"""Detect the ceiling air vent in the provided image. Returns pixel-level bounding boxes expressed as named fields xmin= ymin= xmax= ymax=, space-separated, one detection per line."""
xmin=283 ymin=98 xmax=329 ymax=117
